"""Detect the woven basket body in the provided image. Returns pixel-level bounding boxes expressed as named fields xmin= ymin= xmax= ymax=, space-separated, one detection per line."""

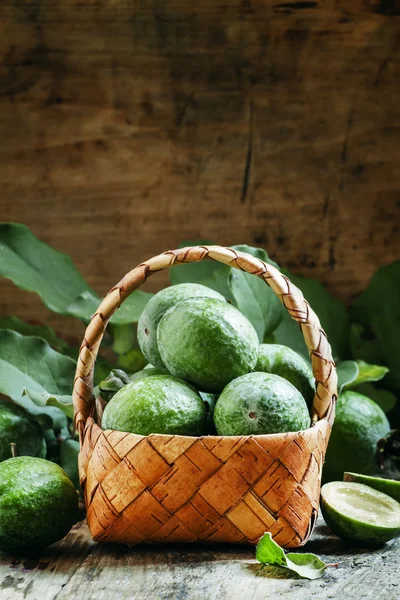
xmin=73 ymin=246 xmax=337 ymax=548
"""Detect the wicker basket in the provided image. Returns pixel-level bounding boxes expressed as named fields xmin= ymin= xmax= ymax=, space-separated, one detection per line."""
xmin=73 ymin=245 xmax=337 ymax=548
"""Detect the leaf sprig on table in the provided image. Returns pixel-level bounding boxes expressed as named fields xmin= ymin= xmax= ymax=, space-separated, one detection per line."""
xmin=256 ymin=532 xmax=338 ymax=580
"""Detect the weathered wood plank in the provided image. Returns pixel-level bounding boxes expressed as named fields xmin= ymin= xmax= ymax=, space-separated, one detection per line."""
xmin=1 ymin=518 xmax=399 ymax=600
xmin=0 ymin=521 xmax=94 ymax=600
xmin=0 ymin=1 xmax=400 ymax=339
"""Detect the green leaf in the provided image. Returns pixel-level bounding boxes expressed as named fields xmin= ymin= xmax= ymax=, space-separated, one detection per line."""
xmin=285 ymin=552 xmax=330 ymax=580
xmin=60 ymin=438 xmax=80 ymax=490
xmin=169 ymin=239 xmax=232 ymax=299
xmin=337 ymin=361 xmax=360 ymax=393
xmin=0 ymin=222 xmax=152 ymax=324
xmin=228 ymin=245 xmax=283 ymax=341
xmin=0 ymin=317 xmax=69 ymax=353
xmin=256 ymin=532 xmax=329 ymax=580
xmin=337 ymin=360 xmax=389 ymax=394
xmin=67 ymin=288 xmax=153 ymax=325
xmin=23 ymin=387 xmax=74 ymax=419
xmin=351 ymin=260 xmax=400 ymax=392
xmin=0 ymin=330 xmax=75 ymax=419
xmin=17 ymin=399 xmax=68 ymax=431
xmin=256 ymin=532 xmax=287 ymax=566
xmin=352 ymin=360 xmax=389 ymax=387
xmin=356 ymin=383 xmax=397 ymax=413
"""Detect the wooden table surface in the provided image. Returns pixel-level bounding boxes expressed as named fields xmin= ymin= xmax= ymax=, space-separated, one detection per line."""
xmin=1 ymin=517 xmax=399 ymax=600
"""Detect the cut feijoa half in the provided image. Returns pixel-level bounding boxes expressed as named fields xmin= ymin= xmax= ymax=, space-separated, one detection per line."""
xmin=344 ymin=472 xmax=400 ymax=503
xmin=321 ymin=481 xmax=400 ymax=545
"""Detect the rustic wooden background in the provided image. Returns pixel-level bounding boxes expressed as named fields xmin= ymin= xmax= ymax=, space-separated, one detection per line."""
xmin=0 ymin=0 xmax=399 ymax=337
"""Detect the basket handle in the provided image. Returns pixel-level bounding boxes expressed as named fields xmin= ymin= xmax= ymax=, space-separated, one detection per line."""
xmin=73 ymin=245 xmax=337 ymax=439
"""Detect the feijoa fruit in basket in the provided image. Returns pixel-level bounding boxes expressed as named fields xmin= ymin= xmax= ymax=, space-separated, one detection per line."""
xmin=102 ymin=374 xmax=207 ymax=436
xmin=213 ymin=372 xmax=310 ymax=436
xmin=323 ymin=391 xmax=391 ymax=482
xmin=255 ymin=344 xmax=315 ymax=407
xmin=0 ymin=457 xmax=79 ymax=551
xmin=137 ymin=283 xmax=225 ymax=370
xmin=157 ymin=297 xmax=259 ymax=393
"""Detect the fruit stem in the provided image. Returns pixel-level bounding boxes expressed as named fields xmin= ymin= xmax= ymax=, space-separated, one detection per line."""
xmin=10 ymin=442 xmax=17 ymax=458
xmin=326 ymin=563 xmax=339 ymax=568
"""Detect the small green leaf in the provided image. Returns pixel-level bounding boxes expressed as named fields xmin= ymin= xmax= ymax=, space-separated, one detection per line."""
xmin=285 ymin=552 xmax=330 ymax=580
xmin=256 ymin=532 xmax=330 ymax=580
xmin=337 ymin=361 xmax=360 ymax=393
xmin=0 ymin=330 xmax=75 ymax=419
xmin=60 ymin=438 xmax=80 ymax=490
xmin=337 ymin=360 xmax=389 ymax=393
xmin=0 ymin=223 xmax=152 ymax=325
xmin=256 ymin=532 xmax=287 ymax=566
xmin=352 ymin=360 xmax=389 ymax=387
xmin=0 ymin=317 xmax=69 ymax=353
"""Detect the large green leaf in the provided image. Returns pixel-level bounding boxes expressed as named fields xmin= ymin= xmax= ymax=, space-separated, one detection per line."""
xmin=351 ymin=260 xmax=400 ymax=392
xmin=0 ymin=316 xmax=69 ymax=353
xmin=0 ymin=222 xmax=152 ymax=324
xmin=0 ymin=330 xmax=75 ymax=419
xmin=228 ymin=245 xmax=283 ymax=341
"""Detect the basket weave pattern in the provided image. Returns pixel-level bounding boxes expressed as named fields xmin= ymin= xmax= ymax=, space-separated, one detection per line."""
xmin=73 ymin=246 xmax=337 ymax=547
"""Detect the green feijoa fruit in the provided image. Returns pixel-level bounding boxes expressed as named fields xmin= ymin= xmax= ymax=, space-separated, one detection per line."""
xmin=214 ymin=372 xmax=310 ymax=436
xmin=0 ymin=400 xmax=46 ymax=462
xmin=157 ymin=297 xmax=259 ymax=393
xmin=0 ymin=456 xmax=79 ymax=551
xmin=137 ymin=283 xmax=225 ymax=370
xmin=102 ymin=374 xmax=207 ymax=436
xmin=256 ymin=344 xmax=315 ymax=407
xmin=321 ymin=481 xmax=400 ymax=545
xmin=323 ymin=391 xmax=391 ymax=483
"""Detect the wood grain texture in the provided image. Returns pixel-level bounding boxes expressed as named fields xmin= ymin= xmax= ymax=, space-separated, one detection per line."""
xmin=1 ymin=519 xmax=400 ymax=600
xmin=1 ymin=1 xmax=400 ymax=337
